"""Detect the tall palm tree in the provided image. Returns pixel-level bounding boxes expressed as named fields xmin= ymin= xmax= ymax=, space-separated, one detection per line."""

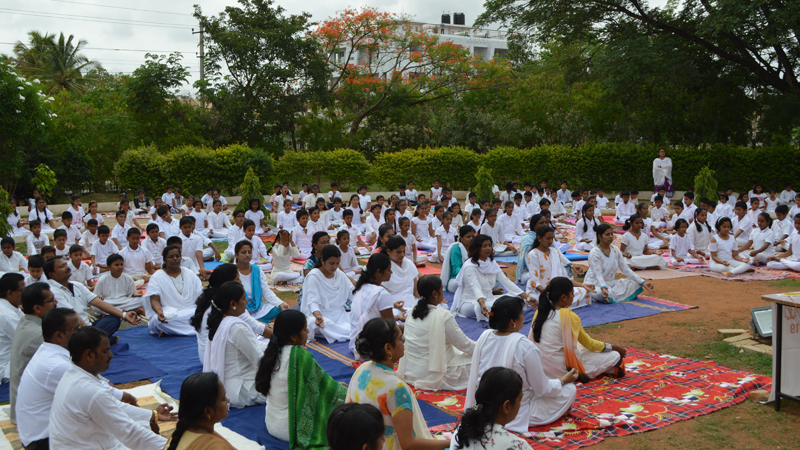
xmin=13 ymin=31 xmax=103 ymax=95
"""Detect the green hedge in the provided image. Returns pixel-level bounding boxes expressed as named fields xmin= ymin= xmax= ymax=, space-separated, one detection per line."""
xmin=372 ymin=144 xmax=799 ymax=192
xmin=274 ymin=149 xmax=371 ymax=191
xmin=372 ymin=147 xmax=484 ymax=190
xmin=115 ymin=144 xmax=274 ymax=197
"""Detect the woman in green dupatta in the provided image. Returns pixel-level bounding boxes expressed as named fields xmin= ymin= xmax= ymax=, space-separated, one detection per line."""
xmin=255 ymin=310 xmax=346 ymax=449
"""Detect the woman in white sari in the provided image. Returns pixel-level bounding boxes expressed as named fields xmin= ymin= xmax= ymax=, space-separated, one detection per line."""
xmin=441 ymin=226 xmax=474 ymax=292
xmin=234 ymin=240 xmax=288 ymax=323
xmin=381 ymin=236 xmax=419 ymax=307
xmin=301 ymin=244 xmax=354 ymax=343
xmin=451 ymin=234 xmax=532 ymax=321
xmin=652 ymin=147 xmax=674 ymax=199
xmin=146 ymin=245 xmax=205 ymax=336
xmin=465 ymin=296 xmax=579 ymax=433
xmin=203 ymin=281 xmax=267 ymax=408
xmin=398 ymin=275 xmax=475 ymax=391
xmin=584 ymin=224 xmax=656 ymax=303
xmin=348 ymin=253 xmax=403 ymax=357
xmin=525 ymin=226 xmax=593 ymax=312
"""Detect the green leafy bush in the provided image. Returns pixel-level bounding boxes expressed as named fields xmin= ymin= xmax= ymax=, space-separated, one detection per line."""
xmin=372 ymin=147 xmax=483 ymax=190
xmin=236 ymin=167 xmax=268 ymax=214
xmin=694 ymin=165 xmax=718 ymax=206
xmin=115 ymin=143 xmax=273 ymax=197
xmin=274 ymin=149 xmax=370 ymax=191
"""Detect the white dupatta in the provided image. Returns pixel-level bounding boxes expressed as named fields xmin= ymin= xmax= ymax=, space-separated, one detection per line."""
xmin=300 ymin=268 xmax=352 ymax=315
xmin=440 ymin=242 xmax=468 ymax=292
xmin=382 ymin=257 xmax=419 ymax=304
xmin=203 ymin=314 xmax=248 ymax=385
xmin=465 ymin=329 xmax=524 ymax=410
xmin=450 ymin=258 xmax=503 ymax=316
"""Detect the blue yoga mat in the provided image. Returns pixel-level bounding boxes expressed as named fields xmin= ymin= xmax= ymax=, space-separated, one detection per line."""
xmin=565 ymin=252 xmax=589 ymax=261
xmin=105 ymin=341 xmax=167 ymax=384
xmin=203 ymin=260 xmax=227 ymax=270
xmin=494 ymin=255 xmax=519 ymax=263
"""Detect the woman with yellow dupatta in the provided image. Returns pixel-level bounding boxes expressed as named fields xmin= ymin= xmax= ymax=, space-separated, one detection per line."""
xmin=255 ymin=310 xmax=347 ymax=449
xmin=531 ymin=277 xmax=627 ymax=383
xmin=165 ymin=372 xmax=236 ymax=450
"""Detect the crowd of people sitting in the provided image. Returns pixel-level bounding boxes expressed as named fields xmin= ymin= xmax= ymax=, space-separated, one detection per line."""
xmin=0 ymin=177 xmax=797 ymax=449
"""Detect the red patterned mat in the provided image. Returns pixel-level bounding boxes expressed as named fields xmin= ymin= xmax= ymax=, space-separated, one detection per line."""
xmin=416 ymin=348 xmax=771 ymax=449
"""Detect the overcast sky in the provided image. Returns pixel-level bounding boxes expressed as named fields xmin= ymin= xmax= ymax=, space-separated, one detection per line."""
xmin=1 ymin=0 xmax=493 ymax=90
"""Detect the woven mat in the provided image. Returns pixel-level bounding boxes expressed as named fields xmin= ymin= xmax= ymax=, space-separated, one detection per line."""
xmin=415 ymin=348 xmax=771 ymax=449
xmin=678 ymin=266 xmax=800 ymax=282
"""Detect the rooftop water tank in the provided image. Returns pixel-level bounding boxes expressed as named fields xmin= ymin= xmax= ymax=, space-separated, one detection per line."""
xmin=441 ymin=13 xmax=451 ymax=24
xmin=453 ymin=13 xmax=465 ymax=25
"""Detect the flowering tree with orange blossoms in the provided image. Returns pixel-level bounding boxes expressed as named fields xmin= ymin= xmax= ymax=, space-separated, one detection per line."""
xmin=312 ymin=7 xmax=511 ymax=141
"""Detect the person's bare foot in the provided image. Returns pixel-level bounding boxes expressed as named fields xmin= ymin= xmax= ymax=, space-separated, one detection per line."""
xmin=751 ymin=261 xmax=761 ymax=267
xmin=722 ymin=271 xmax=734 ymax=277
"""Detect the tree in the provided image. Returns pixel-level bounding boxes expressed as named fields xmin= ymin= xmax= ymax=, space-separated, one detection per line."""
xmin=194 ymin=0 xmax=330 ymax=151
xmin=0 ymin=59 xmax=52 ymax=195
xmin=694 ymin=166 xmax=718 ymax=207
xmin=477 ymin=0 xmax=799 ymax=95
xmin=473 ymin=166 xmax=495 ymax=203
xmin=313 ymin=7 xmax=512 ymax=143
xmin=236 ymin=167 xmax=267 ymax=214
xmin=13 ymin=31 xmax=102 ymax=94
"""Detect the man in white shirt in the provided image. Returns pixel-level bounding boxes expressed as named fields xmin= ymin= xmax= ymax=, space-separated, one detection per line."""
xmin=49 ymin=326 xmax=173 ymax=450
xmin=0 ymin=273 xmax=25 ymax=383
xmin=18 ymin=307 xmax=138 ymax=449
xmin=45 ymin=257 xmax=140 ymax=340
xmin=9 ymin=281 xmax=57 ymax=424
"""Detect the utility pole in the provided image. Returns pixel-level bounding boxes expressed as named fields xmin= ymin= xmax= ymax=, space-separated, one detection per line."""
xmin=192 ymin=25 xmax=205 ymax=108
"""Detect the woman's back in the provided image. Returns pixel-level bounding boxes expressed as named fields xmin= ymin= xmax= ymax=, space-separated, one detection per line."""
xmin=265 ymin=345 xmax=293 ymax=441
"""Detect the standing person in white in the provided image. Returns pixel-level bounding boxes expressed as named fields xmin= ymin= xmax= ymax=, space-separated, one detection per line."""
xmin=451 ymin=234 xmax=532 ymax=322
xmin=584 ymin=224 xmax=656 ymax=303
xmin=49 ymin=327 xmax=174 ymax=450
xmin=465 ymin=296 xmax=578 ymax=433
xmin=652 ymin=148 xmax=674 ymax=200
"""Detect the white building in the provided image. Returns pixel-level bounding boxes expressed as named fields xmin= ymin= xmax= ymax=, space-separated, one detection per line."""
xmin=328 ymin=14 xmax=508 ymax=85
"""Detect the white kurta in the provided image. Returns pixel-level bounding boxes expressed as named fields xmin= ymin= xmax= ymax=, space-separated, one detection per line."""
xmin=382 ymin=257 xmax=419 ymax=307
xmin=204 ymin=317 xmax=267 ymax=408
xmin=301 ymin=268 xmax=352 ymax=343
xmin=620 ymin=231 xmax=668 ymax=269
xmin=466 ymin=331 xmax=576 ymax=433
xmin=583 ymin=246 xmax=645 ymax=303
xmin=525 ymin=247 xmax=591 ymax=309
xmin=687 ymin=222 xmax=713 ymax=251
xmin=574 ymin=218 xmax=598 ymax=252
xmin=397 ymin=305 xmax=475 ymax=390
xmin=93 ymin=273 xmax=143 ymax=311
xmin=195 ymin=307 xmax=266 ymax=363
xmin=145 ymin=268 xmax=204 ymax=336
xmin=480 ymin=222 xmax=509 ymax=253
xmin=451 ymin=260 xmax=523 ymax=321
xmin=239 ymin=268 xmax=284 ymax=320
xmin=264 ymin=345 xmax=292 ymax=441
xmin=348 ymin=284 xmax=393 ymax=356
xmin=5 ymin=214 xmax=30 ymax=237
xmin=536 ymin=312 xmax=620 ymax=379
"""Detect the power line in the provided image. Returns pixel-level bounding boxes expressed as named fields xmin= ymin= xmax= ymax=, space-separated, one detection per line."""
xmin=0 ymin=42 xmax=195 ymax=53
xmin=0 ymin=8 xmax=196 ymax=29
xmin=45 ymin=0 xmax=190 ymax=16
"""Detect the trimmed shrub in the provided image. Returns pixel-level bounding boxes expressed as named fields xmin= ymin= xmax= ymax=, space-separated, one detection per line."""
xmin=274 ymin=149 xmax=370 ymax=191
xmin=115 ymin=143 xmax=273 ymax=197
xmin=372 ymin=147 xmax=483 ymax=190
